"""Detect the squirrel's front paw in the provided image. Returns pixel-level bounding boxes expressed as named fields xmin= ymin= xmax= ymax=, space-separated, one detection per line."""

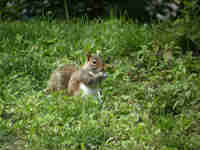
xmin=97 ymin=72 xmax=104 ymax=77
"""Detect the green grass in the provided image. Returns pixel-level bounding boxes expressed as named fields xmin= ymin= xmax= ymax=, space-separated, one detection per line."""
xmin=0 ymin=18 xmax=200 ymax=150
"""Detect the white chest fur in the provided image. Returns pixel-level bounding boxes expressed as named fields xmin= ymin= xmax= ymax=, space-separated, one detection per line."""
xmin=79 ymin=83 xmax=103 ymax=102
xmin=80 ymin=83 xmax=98 ymax=96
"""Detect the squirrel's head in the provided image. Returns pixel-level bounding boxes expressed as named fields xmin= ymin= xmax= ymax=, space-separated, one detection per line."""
xmin=83 ymin=53 xmax=107 ymax=77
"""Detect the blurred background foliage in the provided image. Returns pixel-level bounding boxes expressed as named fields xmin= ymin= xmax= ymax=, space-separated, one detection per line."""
xmin=0 ymin=0 xmax=199 ymax=21
xmin=2 ymin=0 xmax=199 ymax=55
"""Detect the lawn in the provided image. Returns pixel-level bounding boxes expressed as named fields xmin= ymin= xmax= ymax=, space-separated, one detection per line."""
xmin=0 ymin=18 xmax=200 ymax=150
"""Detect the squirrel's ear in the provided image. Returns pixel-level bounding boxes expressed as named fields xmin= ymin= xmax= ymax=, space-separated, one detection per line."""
xmin=86 ymin=53 xmax=92 ymax=61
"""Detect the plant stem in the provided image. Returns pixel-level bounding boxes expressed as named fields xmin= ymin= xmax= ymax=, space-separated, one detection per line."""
xmin=64 ymin=0 xmax=70 ymax=20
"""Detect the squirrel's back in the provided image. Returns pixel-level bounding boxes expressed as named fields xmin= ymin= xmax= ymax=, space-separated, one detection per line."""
xmin=46 ymin=64 xmax=77 ymax=93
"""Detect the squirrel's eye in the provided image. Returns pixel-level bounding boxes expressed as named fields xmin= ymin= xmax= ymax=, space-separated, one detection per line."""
xmin=92 ymin=59 xmax=97 ymax=64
